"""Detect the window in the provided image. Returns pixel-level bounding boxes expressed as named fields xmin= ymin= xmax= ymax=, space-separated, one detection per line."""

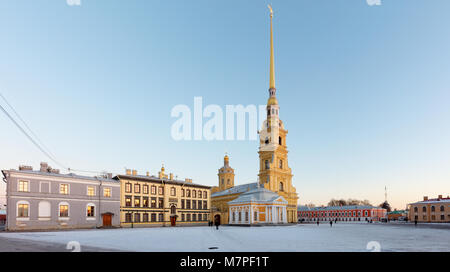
xmin=204 ymin=192 xmax=207 ymax=199
xmin=18 ymin=202 xmax=29 ymax=217
xmin=203 ymin=214 xmax=207 ymax=221
xmin=125 ymin=183 xmax=131 ymax=193
xmin=60 ymin=184 xmax=69 ymax=195
xmin=279 ymin=182 xmax=284 ymax=192
xmin=192 ymin=200 xmax=197 ymax=210
xmin=186 ymin=189 xmax=191 ymax=197
xmin=279 ymin=159 xmax=283 ymax=169
xmin=279 ymin=136 xmax=282 ymax=145
xmin=151 ymin=198 xmax=157 ymax=208
xmin=181 ymin=214 xmax=185 ymax=221
xmin=125 ymin=196 xmax=132 ymax=207
xmin=193 ymin=190 xmax=196 ymax=198
xmin=265 ymin=160 xmax=270 ymax=170
xmin=134 ymin=197 xmax=140 ymax=207
xmin=158 ymin=198 xmax=164 ymax=209
xmin=441 ymin=215 xmax=445 ymax=220
xmin=134 ymin=184 xmax=140 ymax=193
xmin=125 ymin=213 xmax=132 ymax=223
xmin=233 ymin=212 xmax=236 ymax=222
xmin=198 ymin=191 xmax=202 ymax=198
xmin=158 ymin=186 xmax=164 ymax=195
xmin=87 ymin=205 xmax=95 ymax=217
xmin=171 ymin=187 xmax=176 ymax=196
xmin=245 ymin=212 xmax=249 ymax=222
xmin=221 ymin=179 xmax=224 ymax=185
xmin=254 ymin=212 xmax=258 ymax=221
xmin=186 ymin=200 xmax=191 ymax=209
xmin=431 ymin=206 xmax=435 ymax=212
xmin=414 ymin=207 xmax=418 ymax=213
xmin=151 ymin=213 xmax=156 ymax=222
xmin=423 ymin=207 xmax=427 ymax=212
xmin=151 ymin=185 xmax=156 ymax=195
xmin=38 ymin=201 xmax=51 ymax=218
xmin=87 ymin=186 xmax=95 ymax=196
xmin=159 ymin=213 xmax=164 ymax=222
xmin=181 ymin=189 xmax=185 ymax=197
xmin=440 ymin=206 xmax=445 ymax=212
xmin=59 ymin=204 xmax=69 ymax=217
xmin=181 ymin=199 xmax=185 ymax=209
xmin=171 ymin=205 xmax=176 ymax=214
xmin=104 ymin=187 xmax=111 ymax=197
xmin=134 ymin=213 xmax=140 ymax=223
xmin=143 ymin=197 xmax=149 ymax=207
xmin=187 ymin=214 xmax=191 ymax=221
xmin=227 ymin=179 xmax=230 ymax=185
xmin=198 ymin=200 xmax=202 ymax=210
xmin=238 ymin=212 xmax=242 ymax=222
xmin=193 ymin=214 xmax=197 ymax=221
xmin=143 ymin=213 xmax=149 ymax=222
xmin=18 ymin=180 xmax=29 ymax=192
xmin=143 ymin=185 xmax=149 ymax=194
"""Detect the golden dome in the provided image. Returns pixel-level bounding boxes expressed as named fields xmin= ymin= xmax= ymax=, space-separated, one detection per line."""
xmin=267 ymin=96 xmax=278 ymax=106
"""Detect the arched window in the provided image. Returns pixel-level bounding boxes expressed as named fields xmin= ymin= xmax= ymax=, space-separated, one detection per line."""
xmin=414 ymin=207 xmax=418 ymax=212
xmin=279 ymin=182 xmax=284 ymax=192
xmin=227 ymin=179 xmax=230 ymax=185
xmin=59 ymin=202 xmax=70 ymax=218
xmin=170 ymin=187 xmax=176 ymax=196
xmin=431 ymin=206 xmax=435 ymax=212
xmin=38 ymin=201 xmax=51 ymax=218
xmin=86 ymin=203 xmax=95 ymax=217
xmin=279 ymin=137 xmax=282 ymax=145
xmin=279 ymin=159 xmax=283 ymax=169
xmin=440 ymin=205 xmax=445 ymax=212
xmin=198 ymin=191 xmax=202 ymax=198
xmin=265 ymin=160 xmax=270 ymax=170
xmin=422 ymin=207 xmax=427 ymax=212
xmin=192 ymin=190 xmax=196 ymax=198
xmin=171 ymin=205 xmax=176 ymax=214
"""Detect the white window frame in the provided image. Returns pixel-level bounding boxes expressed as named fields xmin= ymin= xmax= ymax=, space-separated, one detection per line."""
xmin=17 ymin=180 xmax=30 ymax=192
xmin=87 ymin=185 xmax=96 ymax=197
xmin=16 ymin=200 xmax=30 ymax=221
xmin=58 ymin=202 xmax=70 ymax=220
xmin=39 ymin=181 xmax=51 ymax=193
xmin=103 ymin=187 xmax=112 ymax=197
xmin=59 ymin=183 xmax=70 ymax=195
xmin=86 ymin=203 xmax=96 ymax=220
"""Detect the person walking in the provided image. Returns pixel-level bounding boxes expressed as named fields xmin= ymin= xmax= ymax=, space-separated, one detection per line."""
xmin=317 ymin=220 xmax=320 ymax=226
xmin=214 ymin=218 xmax=220 ymax=230
xmin=330 ymin=221 xmax=333 ymax=227
xmin=414 ymin=219 xmax=418 ymax=227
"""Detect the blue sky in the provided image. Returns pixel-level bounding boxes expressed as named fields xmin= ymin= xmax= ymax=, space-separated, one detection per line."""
xmin=1 ymin=0 xmax=449 ymax=210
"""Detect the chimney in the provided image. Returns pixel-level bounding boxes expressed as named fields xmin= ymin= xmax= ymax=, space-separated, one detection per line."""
xmin=423 ymin=196 xmax=428 ymax=201
xmin=146 ymin=171 xmax=150 ymax=177
xmin=19 ymin=165 xmax=33 ymax=171
xmin=438 ymin=195 xmax=443 ymax=199
xmin=126 ymin=169 xmax=131 ymax=175
xmin=40 ymin=162 xmax=48 ymax=172
xmin=169 ymin=173 xmax=173 ymax=180
xmin=50 ymin=169 xmax=60 ymax=174
xmin=132 ymin=170 xmax=137 ymax=176
xmin=107 ymin=173 xmax=113 ymax=179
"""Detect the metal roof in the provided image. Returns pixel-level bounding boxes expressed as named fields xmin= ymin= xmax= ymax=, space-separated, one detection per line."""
xmin=228 ymin=186 xmax=287 ymax=204
xmin=211 ymin=182 xmax=258 ymax=197
xmin=297 ymin=205 xmax=383 ymax=211
xmin=114 ymin=174 xmax=211 ymax=189
xmin=2 ymin=169 xmax=119 ymax=183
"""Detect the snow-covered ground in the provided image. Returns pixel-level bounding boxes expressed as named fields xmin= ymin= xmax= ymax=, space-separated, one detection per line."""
xmin=0 ymin=223 xmax=449 ymax=252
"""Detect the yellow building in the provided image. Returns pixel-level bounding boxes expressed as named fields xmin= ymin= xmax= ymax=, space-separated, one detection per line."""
xmin=115 ymin=166 xmax=211 ymax=227
xmin=211 ymin=6 xmax=299 ymax=225
xmin=408 ymin=195 xmax=450 ymax=223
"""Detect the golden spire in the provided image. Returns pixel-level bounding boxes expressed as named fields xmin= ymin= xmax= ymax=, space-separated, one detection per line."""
xmin=268 ymin=4 xmax=275 ymax=90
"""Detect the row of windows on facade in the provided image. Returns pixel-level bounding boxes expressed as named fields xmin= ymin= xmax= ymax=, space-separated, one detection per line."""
xmin=230 ymin=211 xmax=283 ymax=222
xmin=124 ymin=183 xmax=208 ymax=199
xmin=125 ymin=196 xmax=208 ymax=210
xmin=414 ymin=214 xmax=450 ymax=220
xmin=299 ymin=211 xmax=371 ymax=217
xmin=17 ymin=202 xmax=96 ymax=218
xmin=124 ymin=213 xmax=208 ymax=223
xmin=18 ymin=180 xmax=112 ymax=197
xmin=413 ymin=206 xmax=447 ymax=212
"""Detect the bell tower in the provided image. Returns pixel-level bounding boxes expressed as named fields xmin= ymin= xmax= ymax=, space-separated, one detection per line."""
xmin=258 ymin=5 xmax=298 ymax=223
xmin=218 ymin=154 xmax=235 ymax=191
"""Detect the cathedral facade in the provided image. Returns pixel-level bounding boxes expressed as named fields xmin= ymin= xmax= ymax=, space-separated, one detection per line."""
xmin=211 ymin=6 xmax=298 ymax=224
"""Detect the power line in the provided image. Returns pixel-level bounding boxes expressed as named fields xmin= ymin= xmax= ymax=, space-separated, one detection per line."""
xmin=0 ymin=93 xmax=58 ymax=160
xmin=0 ymin=92 xmax=116 ymax=176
